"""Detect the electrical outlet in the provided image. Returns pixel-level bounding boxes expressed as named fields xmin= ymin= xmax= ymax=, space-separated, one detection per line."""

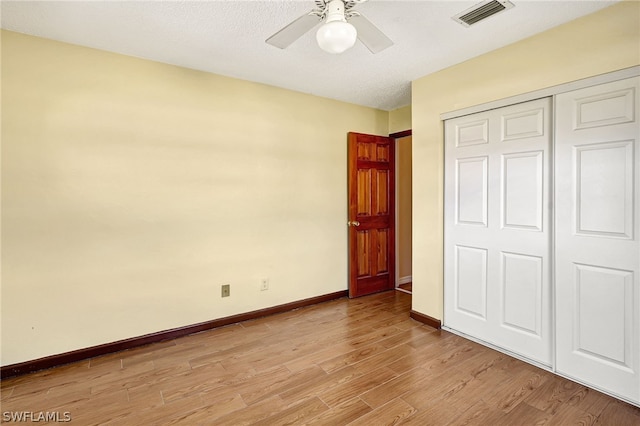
xmin=260 ymin=278 xmax=269 ymax=291
xmin=221 ymin=284 xmax=230 ymax=298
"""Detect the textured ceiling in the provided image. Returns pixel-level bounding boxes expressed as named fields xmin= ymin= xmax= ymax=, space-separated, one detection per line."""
xmin=1 ymin=0 xmax=619 ymax=110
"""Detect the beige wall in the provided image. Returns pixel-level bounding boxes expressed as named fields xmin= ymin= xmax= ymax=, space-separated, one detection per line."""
xmin=389 ymin=105 xmax=411 ymax=134
xmin=0 ymin=30 xmax=389 ymax=365
xmin=412 ymin=1 xmax=640 ymax=320
xmin=397 ymin=136 xmax=412 ymax=281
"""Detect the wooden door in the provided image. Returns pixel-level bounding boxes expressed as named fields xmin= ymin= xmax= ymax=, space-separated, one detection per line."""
xmin=348 ymin=132 xmax=395 ymax=298
xmin=444 ymin=98 xmax=552 ymax=365
xmin=555 ymin=76 xmax=640 ymax=403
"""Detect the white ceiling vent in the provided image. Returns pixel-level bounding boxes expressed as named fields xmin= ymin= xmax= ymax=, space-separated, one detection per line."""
xmin=453 ymin=0 xmax=515 ymax=27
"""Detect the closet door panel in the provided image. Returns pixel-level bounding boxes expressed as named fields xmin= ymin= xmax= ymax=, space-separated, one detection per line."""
xmin=456 ymin=156 xmax=488 ymax=226
xmin=445 ymin=98 xmax=552 ymax=365
xmin=555 ymin=76 xmax=640 ymax=404
xmin=501 ymin=252 xmax=543 ymax=336
xmin=575 ymin=140 xmax=634 ymax=238
xmin=502 ymin=151 xmax=544 ymax=231
xmin=454 ymin=245 xmax=488 ymax=319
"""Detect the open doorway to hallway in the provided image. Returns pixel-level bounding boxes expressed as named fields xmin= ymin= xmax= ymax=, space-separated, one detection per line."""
xmin=394 ymin=131 xmax=412 ymax=294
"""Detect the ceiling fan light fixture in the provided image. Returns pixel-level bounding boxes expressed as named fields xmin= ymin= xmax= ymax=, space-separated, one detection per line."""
xmin=266 ymin=0 xmax=392 ymax=54
xmin=316 ymin=20 xmax=357 ymax=54
xmin=315 ymin=0 xmax=357 ymax=54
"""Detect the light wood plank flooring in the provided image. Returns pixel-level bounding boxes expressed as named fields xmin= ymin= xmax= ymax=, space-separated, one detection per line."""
xmin=397 ymin=282 xmax=412 ymax=293
xmin=2 ymin=291 xmax=639 ymax=425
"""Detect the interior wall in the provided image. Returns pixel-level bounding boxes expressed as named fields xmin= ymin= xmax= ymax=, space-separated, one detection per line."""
xmin=389 ymin=105 xmax=411 ymax=134
xmin=0 ymin=30 xmax=389 ymax=365
xmin=397 ymin=136 xmax=412 ymax=281
xmin=411 ymin=1 xmax=640 ymax=320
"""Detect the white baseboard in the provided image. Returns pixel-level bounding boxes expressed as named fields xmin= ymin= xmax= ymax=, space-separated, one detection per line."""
xmin=397 ymin=275 xmax=412 ymax=285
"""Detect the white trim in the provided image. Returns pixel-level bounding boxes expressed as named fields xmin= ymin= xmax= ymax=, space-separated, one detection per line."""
xmin=441 ymin=66 xmax=640 ymax=121
xmin=549 ymin=95 xmax=558 ymax=377
xmin=394 ymin=133 xmax=412 ymax=288
xmin=395 ymin=137 xmax=400 ymax=287
xmin=397 ymin=275 xmax=412 ymax=285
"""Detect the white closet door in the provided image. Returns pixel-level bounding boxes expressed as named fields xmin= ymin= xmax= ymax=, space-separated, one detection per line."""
xmin=444 ymin=98 xmax=552 ymax=365
xmin=555 ymin=77 xmax=640 ymax=403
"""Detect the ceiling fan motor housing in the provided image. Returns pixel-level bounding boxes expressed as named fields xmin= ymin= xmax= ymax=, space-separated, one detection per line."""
xmin=325 ymin=0 xmax=348 ymax=23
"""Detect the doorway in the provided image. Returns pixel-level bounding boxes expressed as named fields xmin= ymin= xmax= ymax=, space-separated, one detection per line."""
xmin=393 ymin=130 xmax=412 ymax=294
xmin=346 ymin=130 xmax=412 ymax=298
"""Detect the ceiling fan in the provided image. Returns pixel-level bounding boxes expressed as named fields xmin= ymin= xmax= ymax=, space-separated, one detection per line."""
xmin=266 ymin=0 xmax=393 ymax=54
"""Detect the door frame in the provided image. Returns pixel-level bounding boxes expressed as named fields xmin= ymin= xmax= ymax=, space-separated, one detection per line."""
xmin=390 ymin=130 xmax=412 ymax=293
xmin=441 ymin=66 xmax=639 ymax=122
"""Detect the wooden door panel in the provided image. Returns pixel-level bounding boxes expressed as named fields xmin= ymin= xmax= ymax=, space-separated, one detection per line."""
xmin=357 ymin=169 xmax=371 ymax=215
xmin=377 ymin=144 xmax=389 ymax=161
xmin=355 ymin=276 xmax=390 ymax=294
xmin=375 ymin=170 xmax=389 ymax=215
xmin=349 ymin=132 xmax=395 ymax=298
xmin=357 ymin=230 xmax=370 ymax=277
xmin=376 ymin=228 xmax=389 ymax=274
xmin=357 ymin=141 xmax=373 ymax=160
xmin=357 ymin=140 xmax=391 ymax=162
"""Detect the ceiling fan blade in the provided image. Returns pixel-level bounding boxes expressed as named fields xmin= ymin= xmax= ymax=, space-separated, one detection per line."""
xmin=349 ymin=14 xmax=393 ymax=54
xmin=266 ymin=13 xmax=322 ymax=49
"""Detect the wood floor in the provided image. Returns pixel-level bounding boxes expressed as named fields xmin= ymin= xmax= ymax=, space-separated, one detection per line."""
xmin=397 ymin=282 xmax=412 ymax=293
xmin=2 ymin=291 xmax=639 ymax=425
